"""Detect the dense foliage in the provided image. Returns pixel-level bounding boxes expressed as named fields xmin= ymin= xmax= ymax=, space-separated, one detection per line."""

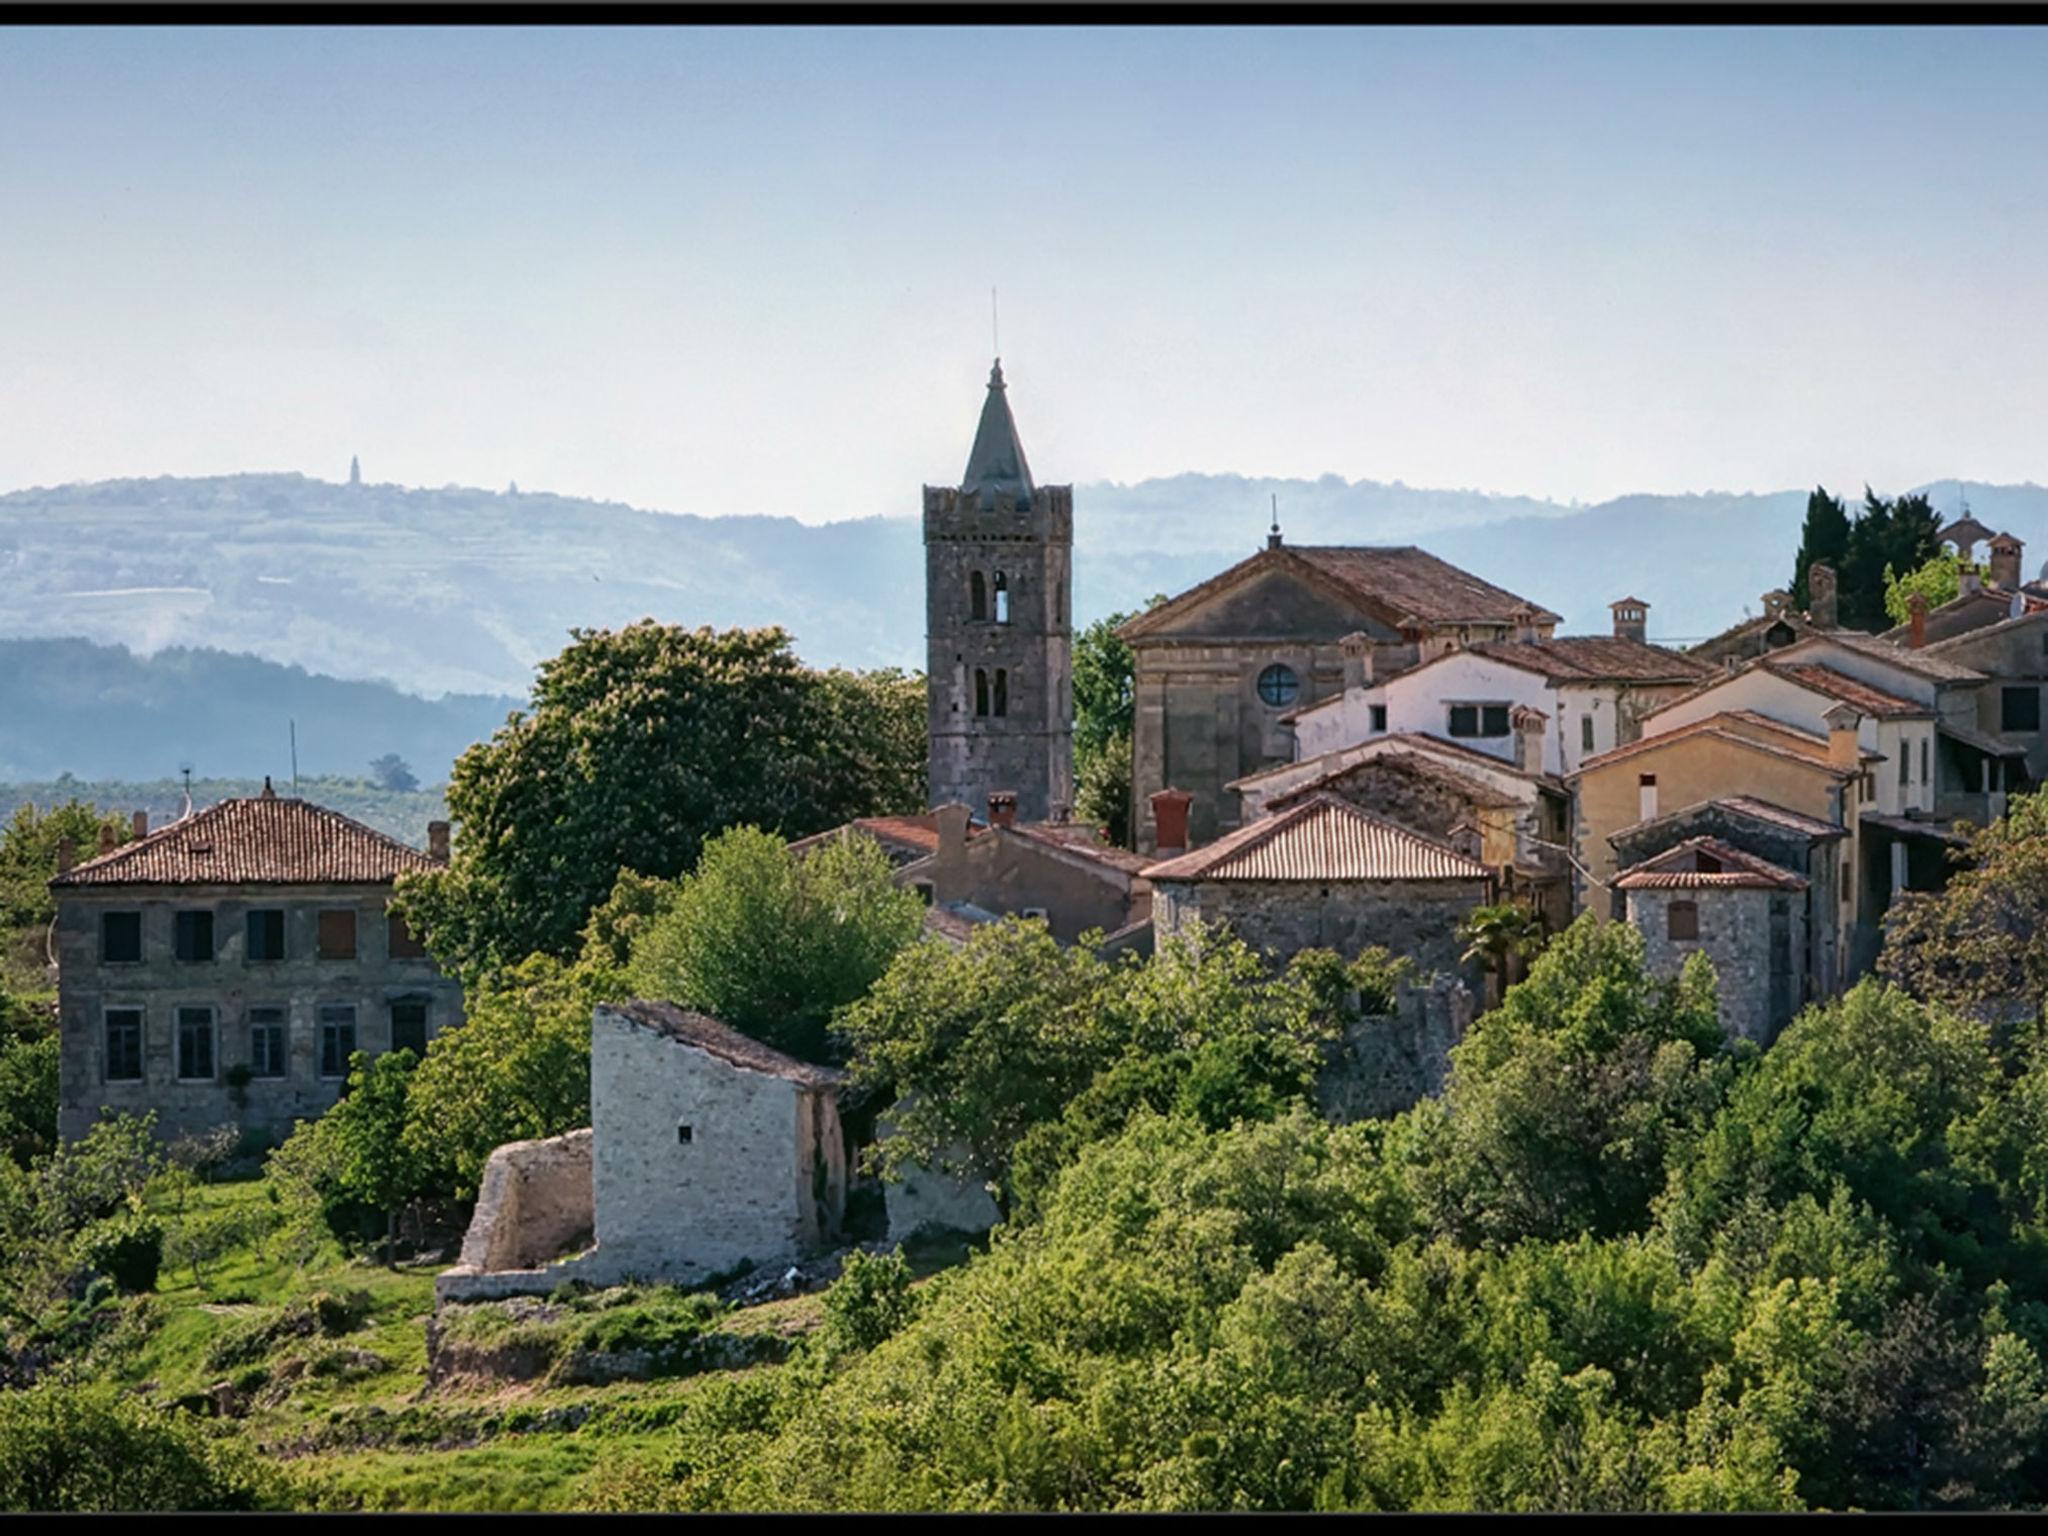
xmin=1784 ymin=485 xmax=1941 ymax=631
xmin=0 ymin=1382 xmax=280 ymax=1511
xmin=393 ymin=623 xmax=926 ymax=974
xmin=1072 ymin=608 xmax=1146 ymax=846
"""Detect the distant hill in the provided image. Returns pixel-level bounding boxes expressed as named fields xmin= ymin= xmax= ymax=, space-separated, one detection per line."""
xmin=0 ymin=638 xmax=515 ymax=783
xmin=3 ymin=471 xmax=2043 ymax=699
xmin=0 ymin=774 xmax=448 ymax=847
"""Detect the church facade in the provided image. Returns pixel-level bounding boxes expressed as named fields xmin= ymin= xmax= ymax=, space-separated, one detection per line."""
xmin=923 ymin=361 xmax=1075 ymax=824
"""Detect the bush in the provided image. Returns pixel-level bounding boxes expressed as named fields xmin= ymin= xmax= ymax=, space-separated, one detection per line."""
xmin=203 ymin=1289 xmax=372 ymax=1373
xmin=76 ymin=1210 xmax=163 ymax=1294
xmin=0 ymin=1381 xmax=278 ymax=1511
xmin=819 ymin=1247 xmax=917 ymax=1356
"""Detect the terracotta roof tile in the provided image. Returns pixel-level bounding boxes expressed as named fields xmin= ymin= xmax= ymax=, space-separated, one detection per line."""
xmin=1570 ymin=711 xmax=1863 ymax=780
xmin=1615 ymin=835 xmax=1808 ymax=891
xmin=1764 ymin=663 xmax=1929 ymax=719
xmin=1790 ymin=629 xmax=1983 ymax=683
xmin=1711 ymin=796 xmax=1852 ymax=840
xmin=1467 ymin=635 xmax=1711 ymax=685
xmin=1269 ymin=749 xmax=1520 ymax=813
xmin=601 ymin=1001 xmax=843 ymax=1088
xmin=50 ymin=795 xmax=442 ymax=888
xmin=1144 ymin=793 xmax=1491 ymax=883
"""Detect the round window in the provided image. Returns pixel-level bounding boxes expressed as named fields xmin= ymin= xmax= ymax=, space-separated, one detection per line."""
xmin=1256 ymin=663 xmax=1299 ymax=707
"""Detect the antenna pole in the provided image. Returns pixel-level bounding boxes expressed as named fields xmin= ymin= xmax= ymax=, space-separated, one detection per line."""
xmin=991 ymin=286 xmax=999 ymax=358
xmin=290 ymin=719 xmax=299 ymax=794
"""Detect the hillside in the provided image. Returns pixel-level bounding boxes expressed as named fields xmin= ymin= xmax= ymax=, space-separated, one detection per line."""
xmin=3 ymin=473 xmax=2042 ymax=699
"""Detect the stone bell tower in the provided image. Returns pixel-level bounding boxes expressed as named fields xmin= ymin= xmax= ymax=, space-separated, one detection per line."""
xmin=924 ymin=360 xmax=1074 ymax=823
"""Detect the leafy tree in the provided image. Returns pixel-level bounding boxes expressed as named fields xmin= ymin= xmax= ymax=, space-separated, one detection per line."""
xmin=1839 ymin=489 xmax=1942 ymax=632
xmin=393 ymin=622 xmax=926 ymax=974
xmin=0 ymin=1034 xmax=57 ymax=1168
xmin=1883 ymin=552 xmax=1964 ymax=628
xmin=625 ymin=825 xmax=924 ymax=1064
xmin=1458 ymin=901 xmax=1549 ymax=999
xmin=1075 ymin=728 xmax=1134 ymax=849
xmin=367 ymin=753 xmax=419 ymax=792
xmin=325 ymin=1048 xmax=427 ymax=1266
xmin=1072 ymin=601 xmax=1160 ymax=847
xmin=0 ymin=1381 xmax=280 ymax=1511
xmin=0 ymin=799 xmax=129 ymax=935
xmin=1787 ymin=487 xmax=1851 ymax=612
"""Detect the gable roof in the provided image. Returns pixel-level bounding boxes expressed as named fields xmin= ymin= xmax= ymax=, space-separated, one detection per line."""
xmin=1120 ymin=544 xmax=1558 ymax=642
xmin=1006 ymin=822 xmax=1153 ymax=876
xmin=50 ymin=794 xmax=443 ymax=888
xmin=1143 ymin=793 xmax=1491 ymax=883
xmin=959 ymin=359 xmax=1034 ymax=501
xmin=1780 ymin=628 xmax=1984 ymax=683
xmin=1608 ymin=793 xmax=1847 ymax=849
xmin=1922 ymin=600 xmax=2048 ymax=657
xmin=1684 ymin=608 xmax=1817 ymax=667
xmin=1570 ymin=710 xmax=1866 ymax=780
xmin=787 ymin=814 xmax=980 ymax=864
xmin=1880 ymin=586 xmax=2047 ymax=647
xmin=1462 ymin=635 xmax=1711 ymax=685
xmin=1761 ymin=662 xmax=1931 ymax=719
xmin=1229 ymin=730 xmax=1563 ymax=797
xmin=600 ymin=1001 xmax=843 ymax=1089
xmin=1615 ymin=835 xmax=1809 ymax=891
xmin=1268 ymin=749 xmax=1521 ymax=813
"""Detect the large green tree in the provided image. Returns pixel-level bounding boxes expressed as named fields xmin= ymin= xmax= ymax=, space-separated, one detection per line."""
xmin=1787 ymin=486 xmax=1851 ymax=612
xmin=1837 ymin=489 xmax=1942 ymax=632
xmin=1072 ymin=599 xmax=1161 ymax=847
xmin=392 ymin=622 xmax=925 ymax=974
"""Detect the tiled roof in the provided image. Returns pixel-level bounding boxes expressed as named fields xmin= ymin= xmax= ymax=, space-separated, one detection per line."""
xmin=1880 ymin=587 xmax=2046 ymax=647
xmin=922 ymin=902 xmax=996 ymax=948
xmin=1684 ymin=608 xmax=1816 ymax=665
xmin=1792 ymin=629 xmax=1984 ymax=683
xmin=1571 ymin=712 xmax=1863 ymax=780
xmin=1229 ymin=731 xmax=1563 ymax=795
xmin=1764 ymin=663 xmax=1929 ymax=719
xmin=1922 ymin=601 xmax=2048 ymax=657
xmin=1467 ymin=635 xmax=1711 ymax=685
xmin=601 ymin=1001 xmax=843 ymax=1088
xmin=1143 ymin=793 xmax=1491 ymax=883
xmin=1937 ymin=719 xmax=2031 ymax=759
xmin=1008 ymin=823 xmax=1153 ymax=875
xmin=50 ymin=795 xmax=442 ymax=888
xmin=788 ymin=814 xmax=977 ymax=863
xmin=1713 ymin=796 xmax=1853 ymax=840
xmin=1615 ymin=836 xmax=1808 ymax=892
xmin=1268 ymin=749 xmax=1520 ymax=812
xmin=1121 ymin=545 xmax=1558 ymax=641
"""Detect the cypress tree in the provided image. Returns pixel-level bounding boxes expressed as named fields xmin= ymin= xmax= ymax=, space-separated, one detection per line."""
xmin=1788 ymin=486 xmax=1851 ymax=609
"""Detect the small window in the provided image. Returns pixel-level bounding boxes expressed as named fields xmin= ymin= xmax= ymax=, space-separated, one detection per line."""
xmin=1842 ymin=857 xmax=1853 ymax=901
xmin=1257 ymin=664 xmax=1299 ymax=707
xmin=173 ymin=910 xmax=214 ymax=963
xmin=2003 ymin=686 xmax=2041 ymax=734
xmin=101 ymin=911 xmax=143 ymax=964
xmin=912 ymin=881 xmax=935 ymax=906
xmin=318 ymin=1004 xmax=357 ymax=1080
xmin=994 ymin=571 xmax=1010 ymax=625
xmin=176 ymin=1006 xmax=216 ymax=1081
xmin=1668 ymin=901 xmax=1700 ymax=942
xmin=1370 ymin=704 xmax=1387 ymax=732
xmin=248 ymin=1006 xmax=288 ymax=1079
xmin=993 ymin=668 xmax=1008 ymax=717
xmin=1581 ymin=715 xmax=1595 ymax=753
xmin=970 ymin=571 xmax=987 ymax=621
xmin=390 ymin=999 xmax=429 ymax=1059
xmin=247 ymin=909 xmax=286 ymax=962
xmin=1022 ymin=906 xmax=1049 ymax=921
xmin=105 ymin=1007 xmax=144 ymax=1082
xmin=387 ymin=910 xmax=428 ymax=960
xmin=1920 ymin=737 xmax=1929 ymax=784
xmin=1450 ymin=703 xmax=1512 ymax=739
xmin=975 ymin=668 xmax=990 ymax=717
xmin=1899 ymin=746 xmax=1909 ymax=787
xmin=2040 ymin=631 xmax=2048 ymax=657
xmin=318 ymin=909 xmax=358 ymax=961
xmin=677 ymin=1123 xmax=694 ymax=1145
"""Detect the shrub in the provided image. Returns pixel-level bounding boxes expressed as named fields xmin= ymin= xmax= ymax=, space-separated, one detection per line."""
xmin=819 ymin=1247 xmax=918 ymax=1356
xmin=0 ymin=1381 xmax=279 ymax=1511
xmin=75 ymin=1209 xmax=163 ymax=1294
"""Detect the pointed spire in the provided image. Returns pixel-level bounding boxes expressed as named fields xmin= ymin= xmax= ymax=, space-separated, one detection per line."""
xmin=961 ymin=358 xmax=1035 ymax=503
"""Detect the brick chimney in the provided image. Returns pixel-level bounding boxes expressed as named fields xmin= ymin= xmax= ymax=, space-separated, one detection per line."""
xmin=1989 ymin=532 xmax=2024 ymax=590
xmin=1609 ymin=597 xmax=1648 ymax=645
xmin=934 ymin=802 xmax=972 ymax=858
xmin=987 ymin=791 xmax=1018 ymax=830
xmin=1824 ymin=703 xmax=1863 ymax=773
xmin=427 ymin=820 xmax=451 ymax=862
xmin=1150 ymin=788 xmax=1193 ymax=857
xmin=131 ymin=810 xmax=148 ymax=839
xmin=97 ymin=823 xmax=116 ymax=856
xmin=1907 ymin=589 xmax=1929 ymax=649
xmin=56 ymin=837 xmax=75 ymax=874
xmin=1511 ymin=705 xmax=1548 ymax=775
xmin=1339 ymin=631 xmax=1372 ymax=692
xmin=1808 ymin=562 xmax=1838 ymax=629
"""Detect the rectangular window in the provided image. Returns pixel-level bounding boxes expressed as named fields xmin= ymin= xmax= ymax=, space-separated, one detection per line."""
xmin=247 ymin=909 xmax=286 ymax=962
xmin=317 ymin=909 xmax=357 ymax=961
xmin=1448 ymin=703 xmax=1510 ymax=738
xmin=389 ymin=1000 xmax=429 ymax=1059
xmin=386 ymin=910 xmax=427 ymax=960
xmin=318 ymin=1004 xmax=357 ymax=1080
xmin=1668 ymin=901 xmax=1700 ymax=941
xmin=1920 ymin=737 xmax=1930 ymax=784
xmin=248 ymin=1006 xmax=288 ymax=1079
xmin=101 ymin=911 xmax=142 ymax=964
xmin=104 ymin=1007 xmax=144 ymax=1082
xmin=2003 ymin=686 xmax=2041 ymax=733
xmin=1899 ymin=746 xmax=1909 ymax=786
xmin=1581 ymin=715 xmax=1595 ymax=753
xmin=1369 ymin=704 xmax=1387 ymax=733
xmin=173 ymin=909 xmax=214 ymax=963
xmin=176 ymin=1006 xmax=215 ymax=1081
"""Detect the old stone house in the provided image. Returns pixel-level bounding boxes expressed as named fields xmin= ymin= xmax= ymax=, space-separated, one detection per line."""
xmin=49 ymin=787 xmax=462 ymax=1144
xmin=1617 ymin=836 xmax=1811 ymax=1044
xmin=1119 ymin=540 xmax=1559 ymax=853
xmin=440 ymin=1001 xmax=846 ymax=1301
xmin=1144 ymin=791 xmax=1493 ymax=981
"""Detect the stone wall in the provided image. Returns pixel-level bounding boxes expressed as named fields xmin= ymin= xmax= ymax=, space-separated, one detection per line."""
xmin=1153 ymin=876 xmax=1489 ymax=986
xmin=1629 ymin=886 xmax=1800 ymax=1044
xmin=878 ymin=1103 xmax=1001 ymax=1239
xmin=454 ymin=1128 xmax=594 ymax=1274
xmin=56 ymin=880 xmax=464 ymax=1143
xmin=1317 ymin=975 xmax=1476 ymax=1123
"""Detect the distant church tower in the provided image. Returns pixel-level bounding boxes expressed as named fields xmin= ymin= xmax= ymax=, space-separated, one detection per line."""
xmin=348 ymin=454 xmax=361 ymax=487
xmin=924 ymin=360 xmax=1074 ymax=823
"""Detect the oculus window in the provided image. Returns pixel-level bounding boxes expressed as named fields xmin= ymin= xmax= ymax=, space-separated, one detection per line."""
xmin=1256 ymin=664 xmax=1299 ymax=707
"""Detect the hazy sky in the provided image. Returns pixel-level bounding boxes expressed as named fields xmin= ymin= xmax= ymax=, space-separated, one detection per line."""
xmin=5 ymin=26 xmax=2047 ymax=522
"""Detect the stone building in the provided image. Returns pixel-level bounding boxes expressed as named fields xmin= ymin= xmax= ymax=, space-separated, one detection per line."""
xmin=1119 ymin=541 xmax=1558 ymax=853
xmin=1616 ymin=836 xmax=1810 ymax=1044
xmin=440 ymin=1002 xmax=846 ymax=1301
xmin=49 ymin=787 xmax=462 ymax=1144
xmin=924 ymin=360 xmax=1074 ymax=825
xmin=1685 ymin=562 xmax=1836 ymax=672
xmin=1144 ymin=791 xmax=1493 ymax=980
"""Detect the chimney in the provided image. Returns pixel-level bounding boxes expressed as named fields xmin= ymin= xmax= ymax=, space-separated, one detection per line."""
xmin=1150 ymin=788 xmax=1193 ymax=858
xmin=987 ymin=791 xmax=1018 ymax=830
xmin=1761 ymin=590 xmax=1791 ymax=618
xmin=427 ymin=820 xmax=451 ymax=862
xmin=97 ymin=823 xmax=116 ymax=856
xmin=1961 ymin=567 xmax=1983 ymax=596
xmin=1511 ymin=705 xmax=1548 ymax=776
xmin=131 ymin=810 xmax=148 ymax=839
xmin=260 ymin=775 xmax=277 ymax=800
xmin=1807 ymin=562 xmax=1838 ymax=629
xmin=1907 ymin=589 xmax=1929 ymax=649
xmin=1513 ymin=603 xmax=1544 ymax=643
xmin=1990 ymin=533 xmax=2024 ymax=591
xmin=56 ymin=837 xmax=75 ymax=874
xmin=1609 ymin=598 xmax=1648 ymax=645
xmin=1824 ymin=703 xmax=1863 ymax=773
xmin=1339 ymin=631 xmax=1372 ymax=692
xmin=935 ymin=802 xmax=972 ymax=857
xmin=1638 ymin=773 xmax=1658 ymax=824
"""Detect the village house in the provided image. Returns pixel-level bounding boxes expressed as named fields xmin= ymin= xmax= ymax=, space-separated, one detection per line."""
xmin=1119 ymin=539 xmax=1559 ymax=854
xmin=1286 ymin=601 xmax=1710 ymax=775
xmin=1685 ymin=567 xmax=1836 ymax=672
xmin=48 ymin=785 xmax=462 ymax=1144
xmin=439 ymin=1001 xmax=846 ymax=1302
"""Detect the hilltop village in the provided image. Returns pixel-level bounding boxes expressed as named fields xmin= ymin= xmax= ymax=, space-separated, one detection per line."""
xmin=37 ymin=360 xmax=2048 ymax=1307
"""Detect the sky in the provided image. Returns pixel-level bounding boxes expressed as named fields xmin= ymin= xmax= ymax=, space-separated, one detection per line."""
xmin=4 ymin=25 xmax=2048 ymax=523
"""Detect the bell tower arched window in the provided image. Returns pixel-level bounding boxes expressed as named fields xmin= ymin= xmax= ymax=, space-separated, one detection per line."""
xmin=970 ymin=571 xmax=987 ymax=621
xmin=994 ymin=571 xmax=1010 ymax=625
xmin=993 ymin=669 xmax=1008 ymax=717
xmin=974 ymin=669 xmax=990 ymax=717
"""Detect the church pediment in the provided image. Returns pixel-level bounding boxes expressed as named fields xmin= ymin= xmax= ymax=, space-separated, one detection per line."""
xmin=1121 ymin=555 xmax=1399 ymax=644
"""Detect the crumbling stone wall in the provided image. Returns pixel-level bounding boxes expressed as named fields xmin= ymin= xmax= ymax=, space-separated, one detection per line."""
xmin=455 ymin=1128 xmax=594 ymax=1275
xmin=1317 ymin=976 xmax=1476 ymax=1122
xmin=1152 ymin=876 xmax=1489 ymax=987
xmin=1629 ymin=886 xmax=1797 ymax=1044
